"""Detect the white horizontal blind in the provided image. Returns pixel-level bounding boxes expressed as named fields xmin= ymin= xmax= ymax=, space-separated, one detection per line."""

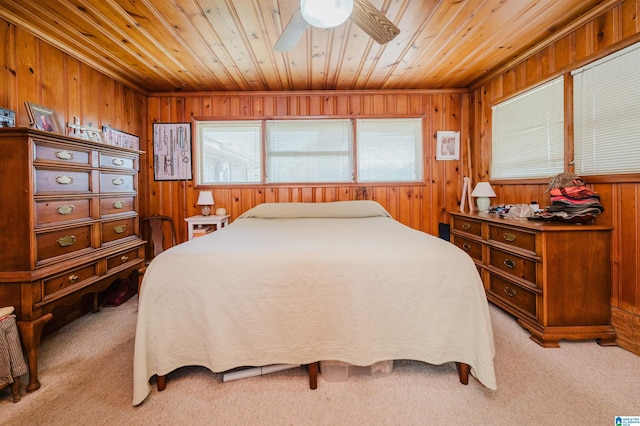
xmin=572 ymin=42 xmax=640 ymax=175
xmin=196 ymin=121 xmax=262 ymax=184
xmin=491 ymin=76 xmax=565 ymax=179
xmin=266 ymin=119 xmax=353 ymax=183
xmin=356 ymin=118 xmax=423 ymax=182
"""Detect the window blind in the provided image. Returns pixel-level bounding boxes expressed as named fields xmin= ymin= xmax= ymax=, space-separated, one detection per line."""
xmin=572 ymin=41 xmax=640 ymax=176
xmin=491 ymin=76 xmax=565 ymax=179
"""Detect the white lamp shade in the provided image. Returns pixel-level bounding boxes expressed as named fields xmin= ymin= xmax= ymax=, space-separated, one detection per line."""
xmin=300 ymin=0 xmax=353 ymax=28
xmin=471 ymin=182 xmax=496 ymax=212
xmin=196 ymin=191 xmax=214 ymax=206
xmin=471 ymin=182 xmax=496 ymax=198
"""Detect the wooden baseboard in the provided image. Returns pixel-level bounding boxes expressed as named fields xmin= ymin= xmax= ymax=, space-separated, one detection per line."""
xmin=611 ymin=307 xmax=640 ymax=356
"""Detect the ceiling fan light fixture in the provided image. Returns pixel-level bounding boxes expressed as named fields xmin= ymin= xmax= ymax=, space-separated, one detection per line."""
xmin=300 ymin=0 xmax=353 ymax=29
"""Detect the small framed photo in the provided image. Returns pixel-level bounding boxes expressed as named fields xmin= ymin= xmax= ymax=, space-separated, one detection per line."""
xmin=86 ymin=127 xmax=103 ymax=142
xmin=24 ymin=102 xmax=63 ymax=134
xmin=436 ymin=131 xmax=460 ymax=160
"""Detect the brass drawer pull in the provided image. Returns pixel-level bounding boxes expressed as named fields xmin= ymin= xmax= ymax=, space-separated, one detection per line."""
xmin=504 ymin=259 xmax=516 ymax=269
xmin=112 ymin=200 xmax=125 ymax=209
xmin=56 ymin=175 xmax=74 ymax=185
xmin=462 ymin=243 xmax=471 ymax=251
xmin=112 ymin=158 xmax=125 ymax=166
xmin=113 ymin=224 xmax=127 ymax=234
xmin=112 ymin=178 xmax=125 ymax=186
xmin=504 ymin=286 xmax=517 ymax=297
xmin=68 ymin=274 xmax=79 ymax=283
xmin=56 ymin=150 xmax=74 ymax=160
xmin=462 ymin=223 xmax=471 ymax=230
xmin=121 ymin=255 xmax=129 ymax=262
xmin=56 ymin=204 xmax=75 ymax=215
xmin=503 ymin=232 xmax=516 ymax=242
xmin=57 ymin=235 xmax=76 ymax=247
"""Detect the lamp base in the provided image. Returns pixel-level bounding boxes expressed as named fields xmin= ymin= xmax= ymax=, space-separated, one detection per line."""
xmin=476 ymin=197 xmax=491 ymax=212
xmin=201 ymin=206 xmax=211 ymax=216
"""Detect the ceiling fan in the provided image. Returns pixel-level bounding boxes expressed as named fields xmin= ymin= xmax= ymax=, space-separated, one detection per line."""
xmin=274 ymin=0 xmax=400 ymax=51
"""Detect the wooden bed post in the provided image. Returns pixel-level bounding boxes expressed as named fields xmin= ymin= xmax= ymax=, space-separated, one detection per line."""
xmin=455 ymin=362 xmax=469 ymax=385
xmin=307 ymin=362 xmax=318 ymax=389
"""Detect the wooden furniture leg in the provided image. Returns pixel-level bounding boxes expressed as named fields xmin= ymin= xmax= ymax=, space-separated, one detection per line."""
xmin=157 ymin=374 xmax=166 ymax=391
xmin=307 ymin=362 xmax=318 ymax=389
xmin=10 ymin=378 xmax=21 ymax=402
xmin=455 ymin=362 xmax=469 ymax=385
xmin=17 ymin=313 xmax=53 ymax=392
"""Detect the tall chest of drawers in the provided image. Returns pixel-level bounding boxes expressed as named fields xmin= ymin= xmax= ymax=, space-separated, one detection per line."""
xmin=0 ymin=128 xmax=145 ymax=391
xmin=449 ymin=211 xmax=615 ymax=348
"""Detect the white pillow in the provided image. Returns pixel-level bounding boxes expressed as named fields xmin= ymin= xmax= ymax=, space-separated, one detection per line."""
xmin=238 ymin=200 xmax=391 ymax=219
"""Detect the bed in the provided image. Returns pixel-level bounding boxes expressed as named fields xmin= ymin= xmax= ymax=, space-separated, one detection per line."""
xmin=133 ymin=200 xmax=496 ymax=405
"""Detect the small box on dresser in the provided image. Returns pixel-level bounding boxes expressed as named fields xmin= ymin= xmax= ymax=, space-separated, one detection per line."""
xmin=449 ymin=211 xmax=615 ymax=348
xmin=0 ymin=128 xmax=145 ymax=392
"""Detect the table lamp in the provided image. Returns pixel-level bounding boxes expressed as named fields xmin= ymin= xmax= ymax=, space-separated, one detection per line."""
xmin=471 ymin=182 xmax=496 ymax=212
xmin=196 ymin=191 xmax=214 ymax=216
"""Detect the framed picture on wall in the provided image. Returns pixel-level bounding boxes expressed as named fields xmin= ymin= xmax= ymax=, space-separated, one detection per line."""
xmin=436 ymin=131 xmax=460 ymax=160
xmin=24 ymin=102 xmax=63 ymax=134
xmin=152 ymin=122 xmax=192 ymax=181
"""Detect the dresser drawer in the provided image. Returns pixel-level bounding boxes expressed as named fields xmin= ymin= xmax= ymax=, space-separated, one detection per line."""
xmin=107 ymin=247 xmax=143 ymax=272
xmin=35 ymin=168 xmax=92 ymax=194
xmin=100 ymin=172 xmax=134 ymax=193
xmin=452 ymin=216 xmax=482 ymax=237
xmin=488 ymin=247 xmax=537 ymax=286
xmin=36 ymin=224 xmax=93 ymax=263
xmin=43 ymin=263 xmax=98 ymax=298
xmin=35 ymin=198 xmax=92 ymax=226
xmin=100 ymin=153 xmax=135 ymax=170
xmin=101 ymin=196 xmax=135 ymax=216
xmin=34 ymin=142 xmax=91 ymax=166
xmin=453 ymin=235 xmax=482 ymax=262
xmin=489 ymin=274 xmax=537 ymax=317
xmin=488 ymin=224 xmax=536 ymax=254
xmin=102 ymin=217 xmax=135 ymax=244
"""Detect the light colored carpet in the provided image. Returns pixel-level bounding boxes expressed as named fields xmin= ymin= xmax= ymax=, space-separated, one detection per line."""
xmin=2 ymin=298 xmax=639 ymax=425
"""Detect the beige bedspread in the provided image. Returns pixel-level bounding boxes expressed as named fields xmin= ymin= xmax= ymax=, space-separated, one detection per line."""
xmin=133 ymin=201 xmax=496 ymax=405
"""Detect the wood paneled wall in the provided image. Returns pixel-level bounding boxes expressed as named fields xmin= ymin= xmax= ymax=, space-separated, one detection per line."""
xmin=469 ymin=0 xmax=640 ymax=354
xmin=0 ymin=19 xmax=146 ymax=145
xmin=143 ymin=90 xmax=469 ymax=241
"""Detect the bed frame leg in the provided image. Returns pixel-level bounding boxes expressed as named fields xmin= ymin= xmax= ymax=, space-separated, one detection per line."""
xmin=455 ymin=362 xmax=469 ymax=385
xmin=156 ymin=374 xmax=166 ymax=391
xmin=307 ymin=362 xmax=318 ymax=389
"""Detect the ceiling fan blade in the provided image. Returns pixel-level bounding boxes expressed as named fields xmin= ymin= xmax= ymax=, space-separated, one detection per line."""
xmin=351 ymin=0 xmax=400 ymax=45
xmin=274 ymin=9 xmax=310 ymax=51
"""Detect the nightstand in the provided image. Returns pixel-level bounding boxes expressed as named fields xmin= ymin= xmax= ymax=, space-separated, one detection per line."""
xmin=185 ymin=215 xmax=230 ymax=240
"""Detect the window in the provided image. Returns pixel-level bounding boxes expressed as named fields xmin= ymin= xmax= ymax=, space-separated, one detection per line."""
xmin=491 ymin=76 xmax=565 ymax=179
xmin=357 ymin=118 xmax=423 ymax=182
xmin=195 ymin=121 xmax=262 ymax=185
xmin=572 ymin=41 xmax=640 ymax=176
xmin=265 ymin=119 xmax=352 ymax=183
xmin=195 ymin=118 xmax=424 ymax=185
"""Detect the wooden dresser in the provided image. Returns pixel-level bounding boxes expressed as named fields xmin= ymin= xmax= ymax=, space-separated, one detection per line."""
xmin=449 ymin=211 xmax=615 ymax=347
xmin=0 ymin=128 xmax=145 ymax=391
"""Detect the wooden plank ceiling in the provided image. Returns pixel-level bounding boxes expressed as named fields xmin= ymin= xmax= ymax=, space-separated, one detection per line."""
xmin=0 ymin=0 xmax=615 ymax=93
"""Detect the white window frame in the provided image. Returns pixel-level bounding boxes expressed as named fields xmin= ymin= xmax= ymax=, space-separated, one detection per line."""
xmin=194 ymin=117 xmax=425 ymax=185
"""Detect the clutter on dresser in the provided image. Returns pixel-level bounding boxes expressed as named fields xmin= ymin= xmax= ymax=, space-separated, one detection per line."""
xmin=533 ymin=172 xmax=604 ymax=223
xmin=0 ymin=107 xmax=15 ymax=127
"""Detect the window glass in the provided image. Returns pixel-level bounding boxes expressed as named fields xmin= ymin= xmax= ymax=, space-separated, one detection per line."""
xmin=357 ymin=118 xmax=423 ymax=182
xmin=195 ymin=121 xmax=261 ymax=184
